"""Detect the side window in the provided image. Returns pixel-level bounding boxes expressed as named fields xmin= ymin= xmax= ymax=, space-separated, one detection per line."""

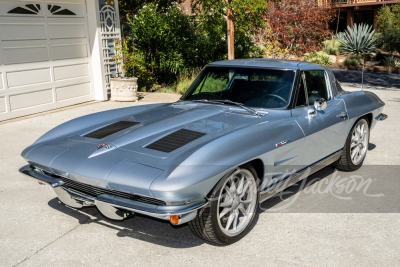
xmin=303 ymin=71 xmax=330 ymax=105
xmin=295 ymin=73 xmax=308 ymax=107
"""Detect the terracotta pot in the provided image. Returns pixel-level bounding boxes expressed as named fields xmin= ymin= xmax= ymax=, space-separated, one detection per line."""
xmin=110 ymin=77 xmax=138 ymax=102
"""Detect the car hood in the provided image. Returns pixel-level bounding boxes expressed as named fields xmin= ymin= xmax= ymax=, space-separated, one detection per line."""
xmin=65 ymin=102 xmax=262 ymax=158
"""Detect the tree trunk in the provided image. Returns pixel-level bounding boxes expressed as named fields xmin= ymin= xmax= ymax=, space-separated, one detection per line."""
xmin=227 ymin=8 xmax=234 ymax=60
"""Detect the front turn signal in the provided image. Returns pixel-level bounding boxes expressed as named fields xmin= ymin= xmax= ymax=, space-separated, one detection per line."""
xmin=170 ymin=215 xmax=179 ymax=225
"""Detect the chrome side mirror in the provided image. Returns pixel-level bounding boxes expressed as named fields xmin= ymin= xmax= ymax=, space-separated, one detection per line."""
xmin=309 ymin=98 xmax=327 ymax=115
xmin=314 ymin=98 xmax=327 ymax=111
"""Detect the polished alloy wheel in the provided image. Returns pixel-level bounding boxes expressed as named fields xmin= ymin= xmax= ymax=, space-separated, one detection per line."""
xmin=350 ymin=120 xmax=369 ymax=165
xmin=217 ymin=169 xmax=258 ymax=237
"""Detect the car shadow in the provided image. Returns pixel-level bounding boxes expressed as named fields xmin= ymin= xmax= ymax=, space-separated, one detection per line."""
xmin=47 ymin=198 xmax=208 ymax=248
xmin=255 ymin=166 xmax=336 ymax=215
xmin=46 ymin=165 xmax=349 ymax=246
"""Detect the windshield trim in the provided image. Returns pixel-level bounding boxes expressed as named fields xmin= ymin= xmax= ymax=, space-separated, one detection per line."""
xmin=180 ymin=66 xmax=298 ymax=110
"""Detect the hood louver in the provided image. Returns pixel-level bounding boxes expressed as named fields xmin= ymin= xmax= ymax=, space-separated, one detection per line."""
xmin=146 ymin=129 xmax=206 ymax=153
xmin=84 ymin=121 xmax=140 ymax=139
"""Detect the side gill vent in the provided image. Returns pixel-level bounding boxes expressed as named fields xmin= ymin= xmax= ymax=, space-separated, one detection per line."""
xmin=84 ymin=121 xmax=140 ymax=139
xmin=146 ymin=129 xmax=206 ymax=153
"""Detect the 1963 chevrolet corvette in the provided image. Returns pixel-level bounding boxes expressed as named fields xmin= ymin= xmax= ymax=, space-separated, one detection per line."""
xmin=20 ymin=59 xmax=387 ymax=244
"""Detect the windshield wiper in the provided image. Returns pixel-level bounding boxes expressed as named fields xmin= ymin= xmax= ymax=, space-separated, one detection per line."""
xmin=192 ymin=99 xmax=260 ymax=116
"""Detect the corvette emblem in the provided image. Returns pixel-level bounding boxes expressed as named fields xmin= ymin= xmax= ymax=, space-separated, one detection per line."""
xmin=97 ymin=143 xmax=112 ymax=150
xmin=276 ymin=139 xmax=291 ymax=147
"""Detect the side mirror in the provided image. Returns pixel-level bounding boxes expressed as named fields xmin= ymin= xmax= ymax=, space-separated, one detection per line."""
xmin=314 ymin=98 xmax=327 ymax=111
xmin=309 ymin=98 xmax=327 ymax=115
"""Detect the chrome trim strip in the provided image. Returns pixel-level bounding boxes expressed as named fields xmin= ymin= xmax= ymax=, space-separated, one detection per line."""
xmin=258 ymin=150 xmax=342 ymax=203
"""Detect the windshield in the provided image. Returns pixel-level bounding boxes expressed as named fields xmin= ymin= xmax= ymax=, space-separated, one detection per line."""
xmin=181 ymin=67 xmax=296 ymax=108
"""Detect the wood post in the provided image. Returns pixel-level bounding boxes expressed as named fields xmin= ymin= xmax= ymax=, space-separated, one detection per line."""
xmin=227 ymin=7 xmax=234 ymax=60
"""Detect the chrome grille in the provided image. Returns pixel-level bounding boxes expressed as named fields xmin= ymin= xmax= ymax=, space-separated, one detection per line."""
xmin=35 ymin=168 xmax=166 ymax=206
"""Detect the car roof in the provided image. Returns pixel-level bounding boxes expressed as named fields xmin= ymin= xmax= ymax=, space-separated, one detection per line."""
xmin=207 ymin=58 xmax=326 ymax=71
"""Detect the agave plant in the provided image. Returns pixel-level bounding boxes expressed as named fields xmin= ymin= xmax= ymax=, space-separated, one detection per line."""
xmin=337 ymin=23 xmax=379 ymax=90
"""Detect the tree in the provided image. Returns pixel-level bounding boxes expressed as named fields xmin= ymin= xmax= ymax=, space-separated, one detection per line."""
xmin=264 ymin=0 xmax=337 ymax=55
xmin=337 ymin=23 xmax=378 ymax=90
xmin=376 ymin=3 xmax=400 ymax=32
xmin=191 ymin=0 xmax=267 ymax=60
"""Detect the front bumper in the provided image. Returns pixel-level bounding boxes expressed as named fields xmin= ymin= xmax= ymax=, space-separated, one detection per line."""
xmin=19 ymin=165 xmax=207 ymax=224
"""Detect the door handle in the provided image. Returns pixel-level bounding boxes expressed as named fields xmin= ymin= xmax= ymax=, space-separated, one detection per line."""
xmin=337 ymin=112 xmax=348 ymax=119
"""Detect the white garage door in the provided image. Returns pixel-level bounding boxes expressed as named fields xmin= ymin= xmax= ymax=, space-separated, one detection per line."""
xmin=0 ymin=0 xmax=94 ymax=122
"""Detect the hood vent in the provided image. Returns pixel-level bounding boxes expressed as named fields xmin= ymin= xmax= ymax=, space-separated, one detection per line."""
xmin=84 ymin=121 xmax=140 ymax=139
xmin=146 ymin=129 xmax=206 ymax=153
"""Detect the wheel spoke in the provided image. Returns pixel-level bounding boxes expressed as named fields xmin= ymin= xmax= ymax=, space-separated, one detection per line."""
xmin=229 ymin=178 xmax=237 ymax=192
xmin=232 ymin=210 xmax=239 ymax=230
xmin=224 ymin=185 xmax=233 ymax=198
xmin=351 ymin=146 xmax=359 ymax=159
xmin=351 ymin=141 xmax=358 ymax=148
xmin=237 ymin=176 xmax=245 ymax=194
xmin=219 ymin=198 xmax=233 ymax=208
xmin=241 ymin=198 xmax=252 ymax=204
xmin=239 ymin=181 xmax=251 ymax=199
xmin=219 ymin=207 xmax=232 ymax=218
xmin=225 ymin=213 xmax=235 ymax=230
xmin=238 ymin=203 xmax=247 ymax=215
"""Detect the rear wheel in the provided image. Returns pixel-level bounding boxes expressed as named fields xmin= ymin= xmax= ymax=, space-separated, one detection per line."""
xmin=334 ymin=118 xmax=369 ymax=171
xmin=188 ymin=164 xmax=259 ymax=245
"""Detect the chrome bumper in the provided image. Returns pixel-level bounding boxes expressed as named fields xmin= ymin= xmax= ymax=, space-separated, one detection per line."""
xmin=19 ymin=165 xmax=206 ymax=224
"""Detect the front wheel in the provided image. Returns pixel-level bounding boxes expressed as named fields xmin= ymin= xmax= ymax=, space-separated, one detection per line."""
xmin=188 ymin=164 xmax=259 ymax=245
xmin=334 ymin=118 xmax=370 ymax=171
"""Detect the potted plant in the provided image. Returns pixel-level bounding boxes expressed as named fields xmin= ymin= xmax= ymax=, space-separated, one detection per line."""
xmin=110 ymin=36 xmax=138 ymax=102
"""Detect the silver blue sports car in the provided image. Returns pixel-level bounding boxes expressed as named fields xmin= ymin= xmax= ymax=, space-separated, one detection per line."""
xmin=20 ymin=59 xmax=388 ymax=244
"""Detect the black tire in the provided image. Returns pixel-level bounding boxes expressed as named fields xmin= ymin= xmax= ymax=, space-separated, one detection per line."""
xmin=188 ymin=163 xmax=259 ymax=245
xmin=334 ymin=117 xmax=370 ymax=171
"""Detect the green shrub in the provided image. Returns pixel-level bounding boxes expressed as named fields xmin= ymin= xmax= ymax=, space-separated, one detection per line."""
xmin=304 ymin=51 xmax=332 ymax=66
xmin=326 ymin=48 xmax=338 ymax=55
xmin=323 ymin=39 xmax=342 ymax=50
xmin=343 ymin=58 xmax=360 ymax=67
xmin=382 ymin=55 xmax=400 ymax=71
xmin=127 ymin=3 xmax=255 ymax=89
xmin=378 ymin=30 xmax=400 ymax=54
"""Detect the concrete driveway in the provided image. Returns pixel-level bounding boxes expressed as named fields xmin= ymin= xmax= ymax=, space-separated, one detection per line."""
xmin=1 ymin=78 xmax=399 ymax=267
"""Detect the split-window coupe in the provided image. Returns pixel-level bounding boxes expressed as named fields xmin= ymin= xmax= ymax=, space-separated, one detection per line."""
xmin=20 ymin=59 xmax=387 ymax=244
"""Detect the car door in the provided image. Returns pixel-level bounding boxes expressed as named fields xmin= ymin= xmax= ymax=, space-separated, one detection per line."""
xmin=292 ymin=69 xmax=348 ymax=169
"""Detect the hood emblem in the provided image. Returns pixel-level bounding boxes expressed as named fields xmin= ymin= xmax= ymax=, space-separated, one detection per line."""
xmin=97 ymin=143 xmax=112 ymax=150
xmin=276 ymin=139 xmax=291 ymax=147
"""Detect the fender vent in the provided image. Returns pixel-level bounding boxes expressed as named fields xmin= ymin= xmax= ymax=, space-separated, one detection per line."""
xmin=84 ymin=121 xmax=140 ymax=139
xmin=146 ymin=129 xmax=206 ymax=153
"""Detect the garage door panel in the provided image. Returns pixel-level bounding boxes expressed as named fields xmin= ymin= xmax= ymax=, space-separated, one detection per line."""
xmin=46 ymin=2 xmax=85 ymax=18
xmin=0 ymin=24 xmax=46 ymax=41
xmin=7 ymin=68 xmax=51 ymax=88
xmin=0 ymin=97 xmax=6 ymax=113
xmin=0 ymin=1 xmax=45 ymax=17
xmin=10 ymin=89 xmax=53 ymax=111
xmin=49 ymin=23 xmax=86 ymax=39
xmin=0 ymin=0 xmax=94 ymax=122
xmin=3 ymin=46 xmax=49 ymax=64
xmin=56 ymin=82 xmax=91 ymax=101
xmin=51 ymin=44 xmax=87 ymax=60
xmin=54 ymin=63 xmax=89 ymax=81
